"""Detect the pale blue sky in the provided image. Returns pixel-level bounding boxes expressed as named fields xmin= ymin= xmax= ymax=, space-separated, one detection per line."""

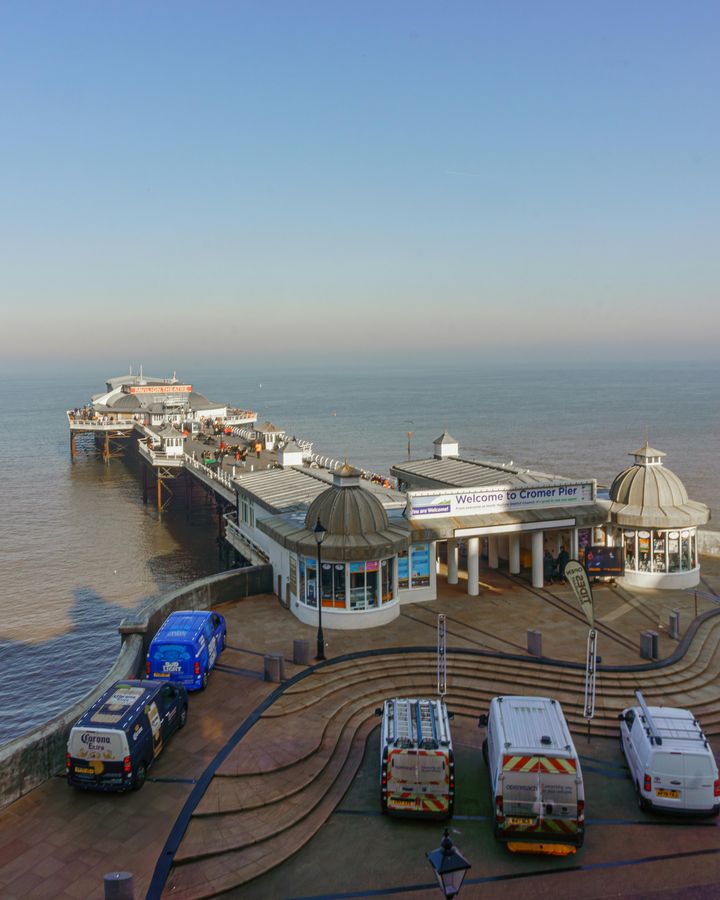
xmin=1 ymin=1 xmax=718 ymax=364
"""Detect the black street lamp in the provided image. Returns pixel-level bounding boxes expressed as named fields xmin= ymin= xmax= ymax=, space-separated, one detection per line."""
xmin=426 ymin=829 xmax=471 ymax=899
xmin=313 ymin=518 xmax=327 ymax=661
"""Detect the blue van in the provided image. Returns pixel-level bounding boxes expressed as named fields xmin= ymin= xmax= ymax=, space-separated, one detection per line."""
xmin=146 ymin=610 xmax=227 ymax=691
xmin=67 ymin=679 xmax=188 ymax=792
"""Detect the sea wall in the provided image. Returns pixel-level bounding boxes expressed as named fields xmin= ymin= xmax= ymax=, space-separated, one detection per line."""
xmin=0 ymin=565 xmax=272 ymax=812
xmin=698 ymin=528 xmax=720 ymax=557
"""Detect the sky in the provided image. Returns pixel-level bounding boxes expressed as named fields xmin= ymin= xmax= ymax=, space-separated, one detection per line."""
xmin=1 ymin=1 xmax=718 ymax=366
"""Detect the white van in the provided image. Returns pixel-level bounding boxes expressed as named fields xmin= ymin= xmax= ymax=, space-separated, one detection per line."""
xmin=376 ymin=698 xmax=454 ymax=818
xmin=480 ymin=696 xmax=585 ymax=850
xmin=619 ymin=691 xmax=719 ymax=816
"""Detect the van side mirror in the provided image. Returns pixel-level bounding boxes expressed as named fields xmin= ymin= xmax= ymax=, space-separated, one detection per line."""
xmin=447 ymin=711 xmax=455 ymax=720
xmin=617 ymin=712 xmax=625 ymax=721
xmin=374 ymin=708 xmax=383 ymax=717
xmin=478 ymin=714 xmax=488 ymax=727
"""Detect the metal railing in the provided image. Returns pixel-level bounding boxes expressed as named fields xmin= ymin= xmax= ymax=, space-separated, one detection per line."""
xmin=184 ymin=453 xmax=235 ymax=490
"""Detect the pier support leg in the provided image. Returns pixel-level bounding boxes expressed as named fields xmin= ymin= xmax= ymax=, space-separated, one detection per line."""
xmin=157 ymin=473 xmax=163 ymax=513
xmin=467 ymin=538 xmax=480 ymax=597
xmin=70 ymin=432 xmax=76 ymax=461
xmin=447 ymin=540 xmax=459 ymax=585
xmin=142 ymin=466 xmax=148 ymax=504
xmin=103 ymin=433 xmax=110 ymax=464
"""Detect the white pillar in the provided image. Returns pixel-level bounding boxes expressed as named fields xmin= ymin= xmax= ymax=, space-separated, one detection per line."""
xmin=570 ymin=527 xmax=579 ymax=560
xmin=467 ymin=537 xmax=480 ymax=596
xmin=606 ymin=528 xmax=615 ymax=548
xmin=488 ymin=535 xmax=498 ymax=569
xmin=531 ymin=531 xmax=544 ymax=588
xmin=509 ymin=534 xmax=520 ymax=574
xmin=447 ymin=540 xmax=459 ymax=585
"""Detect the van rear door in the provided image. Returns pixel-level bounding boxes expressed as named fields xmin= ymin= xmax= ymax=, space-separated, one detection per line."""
xmin=682 ymin=754 xmax=716 ymax=811
xmin=501 ymin=756 xmax=581 ymax=842
xmin=386 ymin=749 xmax=449 ymax=814
xmin=149 ymin=642 xmax=194 ymax=683
xmin=68 ymin=727 xmax=129 ymax=788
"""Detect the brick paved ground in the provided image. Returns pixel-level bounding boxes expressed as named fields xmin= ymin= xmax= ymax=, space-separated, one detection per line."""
xmin=1 ymin=557 xmax=719 ymax=899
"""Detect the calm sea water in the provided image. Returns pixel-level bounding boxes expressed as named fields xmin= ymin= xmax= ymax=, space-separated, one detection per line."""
xmin=0 ymin=362 xmax=717 ymax=743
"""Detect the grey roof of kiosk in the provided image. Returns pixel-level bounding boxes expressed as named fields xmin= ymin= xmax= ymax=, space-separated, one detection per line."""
xmin=434 ymin=431 xmax=458 ymax=445
xmin=391 ymin=453 xmax=609 ymax=535
xmin=233 ymin=465 xmax=405 ymax=515
xmin=390 ymin=456 xmax=576 ymax=489
xmin=608 ymin=443 xmax=710 ymax=529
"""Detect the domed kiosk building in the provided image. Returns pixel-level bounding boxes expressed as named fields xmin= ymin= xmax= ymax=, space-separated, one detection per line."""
xmin=608 ymin=443 xmax=710 ymax=589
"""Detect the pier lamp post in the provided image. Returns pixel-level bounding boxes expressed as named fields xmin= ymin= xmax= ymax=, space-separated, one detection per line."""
xmin=426 ymin=829 xmax=471 ymax=899
xmin=313 ymin=518 xmax=327 ymax=661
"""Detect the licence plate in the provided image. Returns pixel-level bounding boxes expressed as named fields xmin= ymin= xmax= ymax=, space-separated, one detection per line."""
xmin=391 ymin=799 xmax=415 ymax=808
xmin=74 ymin=766 xmax=95 ymax=775
xmin=507 ymin=816 xmax=534 ymax=826
xmin=656 ymin=789 xmax=680 ymax=799
xmin=153 ymin=673 xmax=170 ymax=678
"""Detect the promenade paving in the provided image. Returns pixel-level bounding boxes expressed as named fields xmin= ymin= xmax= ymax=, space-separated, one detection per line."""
xmin=1 ymin=558 xmax=719 ymax=899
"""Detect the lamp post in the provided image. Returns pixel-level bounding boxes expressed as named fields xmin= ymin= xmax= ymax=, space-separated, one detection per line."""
xmin=426 ymin=829 xmax=471 ymax=899
xmin=313 ymin=518 xmax=327 ymax=661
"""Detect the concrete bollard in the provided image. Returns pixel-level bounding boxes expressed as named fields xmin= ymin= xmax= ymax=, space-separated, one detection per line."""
xmin=649 ymin=630 xmax=659 ymax=659
xmin=669 ymin=610 xmax=680 ymax=640
xmin=263 ymin=653 xmax=285 ymax=683
xmin=640 ymin=630 xmax=654 ymax=660
xmin=527 ymin=629 xmax=542 ymax=657
xmin=293 ymin=639 xmax=310 ymax=666
xmin=104 ymin=872 xmax=134 ymax=900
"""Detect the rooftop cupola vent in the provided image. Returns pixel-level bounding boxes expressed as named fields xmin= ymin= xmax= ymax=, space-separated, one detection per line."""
xmin=433 ymin=431 xmax=459 ymax=460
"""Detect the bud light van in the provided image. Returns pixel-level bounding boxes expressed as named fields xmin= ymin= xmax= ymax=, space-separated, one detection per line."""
xmin=146 ymin=610 xmax=227 ymax=691
xmin=67 ymin=680 xmax=188 ymax=792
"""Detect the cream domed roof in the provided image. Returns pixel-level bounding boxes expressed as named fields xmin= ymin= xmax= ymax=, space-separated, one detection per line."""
xmin=609 ymin=442 xmax=709 ymax=529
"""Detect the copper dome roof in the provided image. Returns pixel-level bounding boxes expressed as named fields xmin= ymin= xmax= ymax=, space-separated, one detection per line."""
xmin=609 ymin=443 xmax=709 ymax=529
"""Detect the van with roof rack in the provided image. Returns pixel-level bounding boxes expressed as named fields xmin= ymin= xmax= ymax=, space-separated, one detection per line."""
xmin=619 ymin=690 xmax=719 ymax=816
xmin=375 ymin=698 xmax=455 ymax=818
xmin=479 ymin=695 xmax=585 ymax=852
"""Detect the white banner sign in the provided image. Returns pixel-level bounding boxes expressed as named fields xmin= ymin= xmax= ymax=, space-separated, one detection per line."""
xmin=407 ymin=481 xmax=594 ymax=520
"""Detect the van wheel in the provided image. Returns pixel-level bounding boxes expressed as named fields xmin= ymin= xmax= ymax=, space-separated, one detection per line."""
xmin=133 ymin=762 xmax=147 ymax=791
xmin=201 ymin=670 xmax=208 ymax=690
xmin=178 ymin=705 xmax=188 ymax=729
xmin=482 ymin=739 xmax=489 ymax=766
xmin=635 ymin=783 xmax=649 ymax=812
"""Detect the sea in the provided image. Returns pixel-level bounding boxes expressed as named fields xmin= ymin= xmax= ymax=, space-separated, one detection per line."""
xmin=1 ymin=361 xmax=718 ymax=744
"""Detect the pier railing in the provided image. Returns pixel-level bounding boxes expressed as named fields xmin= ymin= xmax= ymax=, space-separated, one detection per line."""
xmin=184 ymin=453 xmax=236 ymax=491
xmin=67 ymin=411 xmax=139 ymax=430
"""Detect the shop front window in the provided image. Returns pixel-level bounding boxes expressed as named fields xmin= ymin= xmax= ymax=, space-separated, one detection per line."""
xmin=334 ymin=564 xmax=346 ymax=607
xmin=321 ymin=563 xmax=334 ymax=606
xmin=624 ymin=532 xmax=636 ymax=571
xmin=668 ymin=531 xmax=680 ymax=572
xmin=349 ymin=562 xmax=366 ymax=610
xmin=638 ymin=531 xmax=651 ymax=572
xmin=366 ymin=561 xmax=379 ymax=607
xmin=381 ymin=558 xmax=393 ymax=603
xmin=299 ymin=558 xmax=306 ymax=601
xmin=681 ymin=531 xmax=691 ymax=570
xmin=653 ymin=531 xmax=666 ymax=573
xmin=306 ymin=559 xmax=318 ymax=607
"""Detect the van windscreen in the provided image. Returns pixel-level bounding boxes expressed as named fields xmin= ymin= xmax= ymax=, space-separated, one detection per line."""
xmin=153 ymin=644 xmax=192 ymax=660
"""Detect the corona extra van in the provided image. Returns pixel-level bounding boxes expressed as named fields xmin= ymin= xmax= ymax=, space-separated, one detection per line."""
xmin=376 ymin=698 xmax=454 ymax=818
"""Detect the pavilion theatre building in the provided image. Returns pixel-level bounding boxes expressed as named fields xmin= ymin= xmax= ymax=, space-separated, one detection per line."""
xmin=225 ymin=432 xmax=611 ymax=630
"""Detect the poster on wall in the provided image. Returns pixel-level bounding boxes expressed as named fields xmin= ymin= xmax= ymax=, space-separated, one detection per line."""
xmin=289 ymin=556 xmax=297 ymax=597
xmin=397 ymin=552 xmax=409 ymax=590
xmin=411 ymin=543 xmax=430 ymax=588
